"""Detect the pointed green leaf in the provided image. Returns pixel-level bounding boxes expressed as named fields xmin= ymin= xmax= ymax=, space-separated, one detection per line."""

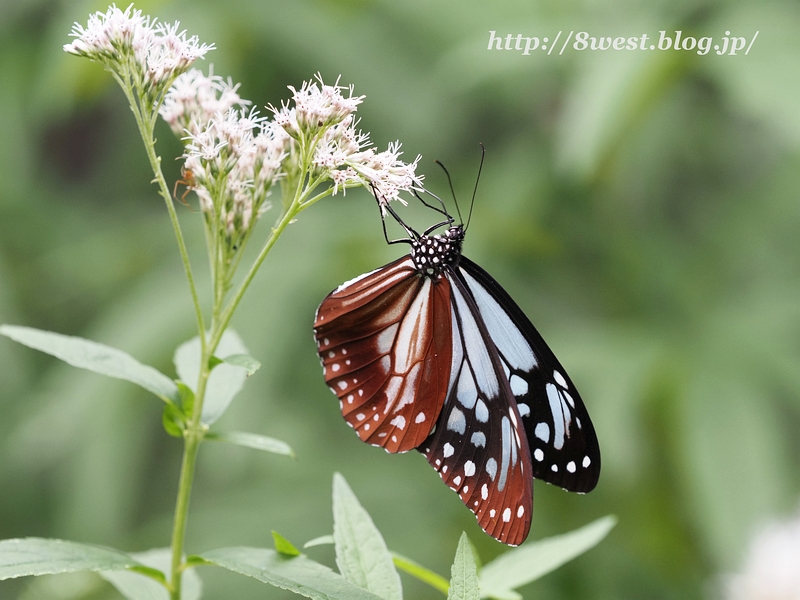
xmin=272 ymin=532 xmax=301 ymax=557
xmin=177 ymin=382 xmax=195 ymax=419
xmin=0 ymin=538 xmax=141 ymax=580
xmin=392 ymin=552 xmax=450 ymax=595
xmin=332 ymin=473 xmax=402 ymax=600
xmin=479 ymin=516 xmax=616 ymax=598
xmin=205 ymin=431 xmax=294 ymax=457
xmin=162 ymin=404 xmax=185 ymax=438
xmin=222 ymin=354 xmax=261 ymax=376
xmin=100 ymin=548 xmax=202 ymax=600
xmin=173 ymin=329 xmax=249 ymax=424
xmin=194 ymin=547 xmax=384 ymax=600
xmin=0 ymin=325 xmax=178 ymax=403
xmin=304 ymin=536 xmax=334 ymax=549
xmin=447 ymin=533 xmax=480 ymax=600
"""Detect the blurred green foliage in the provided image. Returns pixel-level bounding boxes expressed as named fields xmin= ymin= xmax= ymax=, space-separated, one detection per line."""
xmin=1 ymin=0 xmax=799 ymax=598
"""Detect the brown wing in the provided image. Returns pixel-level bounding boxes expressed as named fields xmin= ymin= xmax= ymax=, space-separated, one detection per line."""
xmin=314 ymin=257 xmax=452 ymax=453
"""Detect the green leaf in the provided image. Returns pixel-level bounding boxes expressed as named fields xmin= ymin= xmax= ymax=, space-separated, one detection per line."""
xmin=0 ymin=325 xmax=178 ymax=403
xmin=222 ymin=353 xmax=261 ymax=376
xmin=173 ymin=329 xmax=249 ymax=424
xmin=194 ymin=547 xmax=384 ymax=600
xmin=272 ymin=532 xmax=301 ymax=557
xmin=447 ymin=533 xmax=480 ymax=600
xmin=304 ymin=536 xmax=334 ymax=549
xmin=177 ymin=382 xmax=195 ymax=419
xmin=479 ymin=516 xmax=616 ymax=598
xmin=0 ymin=538 xmax=141 ymax=580
xmin=205 ymin=431 xmax=294 ymax=457
xmin=100 ymin=548 xmax=202 ymax=600
xmin=392 ymin=552 xmax=449 ymax=595
xmin=332 ymin=473 xmax=402 ymax=600
xmin=162 ymin=404 xmax=185 ymax=438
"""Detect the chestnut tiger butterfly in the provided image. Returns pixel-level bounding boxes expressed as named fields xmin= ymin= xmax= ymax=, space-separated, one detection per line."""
xmin=313 ymin=158 xmax=600 ymax=546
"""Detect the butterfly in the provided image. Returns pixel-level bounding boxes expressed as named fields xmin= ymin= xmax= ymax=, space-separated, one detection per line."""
xmin=313 ymin=163 xmax=600 ymax=546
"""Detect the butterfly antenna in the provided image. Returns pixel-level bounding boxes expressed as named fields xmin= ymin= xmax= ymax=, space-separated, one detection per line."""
xmin=465 ymin=143 xmax=485 ymax=232
xmin=435 ymin=159 xmax=464 ymax=225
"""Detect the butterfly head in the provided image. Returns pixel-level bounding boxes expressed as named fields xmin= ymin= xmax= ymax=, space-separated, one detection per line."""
xmin=410 ymin=225 xmax=464 ymax=276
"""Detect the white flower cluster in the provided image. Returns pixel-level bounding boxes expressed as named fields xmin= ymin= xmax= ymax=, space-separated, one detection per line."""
xmin=161 ymin=69 xmax=288 ymax=241
xmin=183 ymin=108 xmax=288 ymax=238
xmin=272 ymin=75 xmax=423 ymax=204
xmin=160 ymin=69 xmax=248 ymax=137
xmin=64 ymin=4 xmax=213 ymax=97
xmin=725 ymin=511 xmax=800 ymax=600
xmin=273 ymin=76 xmax=364 ymax=138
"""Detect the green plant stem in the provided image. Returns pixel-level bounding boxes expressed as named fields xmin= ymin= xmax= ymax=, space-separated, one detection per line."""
xmin=118 ymin=76 xmax=214 ymax=598
xmin=122 ymin=76 xmax=208 ymax=355
xmin=168 ymin=358 xmax=212 ymax=599
xmin=210 ymin=163 xmax=317 ymax=350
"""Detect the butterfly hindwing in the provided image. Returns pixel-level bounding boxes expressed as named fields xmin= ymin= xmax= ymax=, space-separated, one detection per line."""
xmin=419 ymin=269 xmax=533 ymax=546
xmin=458 ymin=256 xmax=601 ymax=493
xmin=314 ymin=257 xmax=452 ymax=453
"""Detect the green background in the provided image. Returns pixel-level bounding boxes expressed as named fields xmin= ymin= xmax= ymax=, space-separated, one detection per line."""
xmin=1 ymin=0 xmax=799 ymax=598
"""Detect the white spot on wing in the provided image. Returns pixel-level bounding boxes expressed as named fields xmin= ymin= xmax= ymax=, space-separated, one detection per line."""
xmin=475 ymin=399 xmax=489 ymax=423
xmin=456 ymin=367 xmax=477 ymax=409
xmin=583 ymin=455 xmax=592 ymax=468
xmin=471 ymin=432 xmax=486 ymax=447
xmin=390 ymin=415 xmax=406 ymax=430
xmin=486 ymin=458 xmax=497 ymax=481
xmin=518 ymin=505 xmax=525 ymax=517
xmin=447 ymin=407 xmax=467 ymax=434
xmin=443 ymin=443 xmax=454 ymax=458
xmin=553 ymin=370 xmax=568 ymax=388
xmin=510 ymin=374 xmax=528 ymax=396
xmin=534 ymin=422 xmax=550 ymax=443
xmin=415 ymin=412 xmax=426 ymax=423
xmin=567 ymin=461 xmax=576 ymax=473
xmin=546 ymin=383 xmax=567 ymax=450
xmin=534 ymin=448 xmax=544 ymax=461
xmin=376 ymin=323 xmax=398 ymax=354
xmin=464 ymin=461 xmax=476 ymax=477
xmin=503 ymin=507 xmax=511 ymax=522
xmin=517 ymin=403 xmax=530 ymax=417
xmin=481 ymin=484 xmax=488 ymax=500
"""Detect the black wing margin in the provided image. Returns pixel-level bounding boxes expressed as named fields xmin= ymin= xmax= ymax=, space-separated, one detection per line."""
xmin=456 ymin=256 xmax=601 ymax=493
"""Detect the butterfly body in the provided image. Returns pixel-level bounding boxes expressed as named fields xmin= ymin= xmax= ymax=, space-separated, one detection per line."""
xmin=314 ymin=206 xmax=600 ymax=546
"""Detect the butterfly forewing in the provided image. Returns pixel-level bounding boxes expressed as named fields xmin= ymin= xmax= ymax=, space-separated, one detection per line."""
xmin=419 ymin=271 xmax=533 ymax=546
xmin=314 ymin=257 xmax=452 ymax=453
xmin=458 ymin=257 xmax=601 ymax=492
